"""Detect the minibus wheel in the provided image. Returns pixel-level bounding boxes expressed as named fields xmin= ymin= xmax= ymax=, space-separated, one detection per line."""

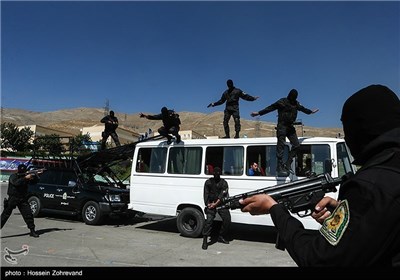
xmin=177 ymin=207 xmax=205 ymax=238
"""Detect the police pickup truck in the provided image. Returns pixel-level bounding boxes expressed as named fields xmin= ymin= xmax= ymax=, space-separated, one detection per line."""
xmin=27 ymin=144 xmax=135 ymax=225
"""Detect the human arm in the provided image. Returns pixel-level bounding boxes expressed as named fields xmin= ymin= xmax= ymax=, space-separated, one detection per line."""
xmin=239 ymin=91 xmax=259 ymax=102
xmin=297 ymin=103 xmax=319 ymax=115
xmin=140 ymin=113 xmax=162 ymax=120
xmin=311 ymin=196 xmax=339 ymax=224
xmin=251 ymin=100 xmax=281 ymax=117
xmin=100 ymin=116 xmax=109 ymax=124
xmin=203 ymin=180 xmax=210 ymax=206
xmin=215 ymin=180 xmax=229 ymax=206
xmin=209 ymin=92 xmax=227 ymax=108
xmin=240 ymin=193 xmax=278 ymax=214
xmin=9 ymin=173 xmax=37 ymax=186
xmin=242 ymin=174 xmax=400 ymax=266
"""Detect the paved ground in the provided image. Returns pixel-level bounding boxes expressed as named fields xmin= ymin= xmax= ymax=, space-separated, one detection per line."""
xmin=1 ymin=182 xmax=297 ymax=277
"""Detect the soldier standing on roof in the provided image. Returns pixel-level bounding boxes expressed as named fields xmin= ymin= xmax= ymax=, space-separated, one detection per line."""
xmin=251 ymin=89 xmax=318 ymax=176
xmin=207 ymin=79 xmax=259 ymax=139
xmin=100 ymin=110 xmax=121 ymax=150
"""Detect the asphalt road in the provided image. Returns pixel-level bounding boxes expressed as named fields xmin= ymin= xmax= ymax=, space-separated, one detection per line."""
xmin=1 ymin=181 xmax=297 ymax=277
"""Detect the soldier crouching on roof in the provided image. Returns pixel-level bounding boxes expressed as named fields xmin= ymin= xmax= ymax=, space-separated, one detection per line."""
xmin=140 ymin=107 xmax=181 ymax=145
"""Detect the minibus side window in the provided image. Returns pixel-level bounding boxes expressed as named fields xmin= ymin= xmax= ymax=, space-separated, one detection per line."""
xmin=136 ymin=147 xmax=167 ymax=173
xmin=205 ymin=146 xmax=244 ymax=176
xmin=168 ymin=147 xmax=202 ymax=174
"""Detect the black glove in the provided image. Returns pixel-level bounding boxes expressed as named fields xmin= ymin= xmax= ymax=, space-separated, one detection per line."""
xmin=207 ymin=103 xmax=213 ymax=108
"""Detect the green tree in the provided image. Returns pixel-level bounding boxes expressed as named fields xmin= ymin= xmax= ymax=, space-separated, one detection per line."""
xmin=0 ymin=122 xmax=34 ymax=152
xmin=33 ymin=134 xmax=64 ymax=156
xmin=70 ymin=133 xmax=96 ymax=155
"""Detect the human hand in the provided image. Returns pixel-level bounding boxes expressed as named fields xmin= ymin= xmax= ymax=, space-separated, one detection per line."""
xmin=207 ymin=103 xmax=214 ymax=108
xmin=312 ymin=109 xmax=319 ymax=114
xmin=239 ymin=194 xmax=277 ymax=215
xmin=311 ymin=196 xmax=339 ymax=224
xmin=254 ymin=96 xmax=260 ymax=100
xmin=250 ymin=112 xmax=259 ymax=117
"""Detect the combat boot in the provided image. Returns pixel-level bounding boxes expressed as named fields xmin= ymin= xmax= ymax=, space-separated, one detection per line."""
xmin=218 ymin=236 xmax=229 ymax=244
xmin=234 ymin=132 xmax=240 ymax=139
xmin=276 ymin=164 xmax=289 ymax=177
xmin=202 ymin=236 xmax=208 ymax=250
xmin=284 ymin=158 xmax=294 ymax=174
xmin=29 ymin=228 xmax=39 ymax=238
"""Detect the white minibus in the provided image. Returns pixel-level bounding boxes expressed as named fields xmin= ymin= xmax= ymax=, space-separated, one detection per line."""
xmin=128 ymin=137 xmax=356 ymax=237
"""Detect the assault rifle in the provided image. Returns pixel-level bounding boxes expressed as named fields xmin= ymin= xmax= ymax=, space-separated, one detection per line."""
xmin=216 ymin=173 xmax=342 ymax=217
xmin=18 ymin=168 xmax=47 ymax=178
xmin=217 ymin=172 xmax=347 ymax=251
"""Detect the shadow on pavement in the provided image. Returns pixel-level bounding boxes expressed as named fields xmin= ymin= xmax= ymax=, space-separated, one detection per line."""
xmin=1 ymin=227 xmax=73 ymax=239
xmin=136 ymin=217 xmax=278 ymax=244
xmin=21 ymin=211 xmax=152 ymax=227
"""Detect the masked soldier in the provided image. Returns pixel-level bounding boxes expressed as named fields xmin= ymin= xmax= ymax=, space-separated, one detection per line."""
xmin=1 ymin=164 xmax=40 ymax=237
xmin=251 ymin=89 xmax=318 ymax=176
xmin=208 ymin=79 xmax=259 ymax=139
xmin=242 ymin=84 xmax=400 ymax=266
xmin=202 ymin=167 xmax=231 ymax=250
xmin=140 ymin=107 xmax=181 ymax=145
xmin=100 ymin=110 xmax=121 ymax=150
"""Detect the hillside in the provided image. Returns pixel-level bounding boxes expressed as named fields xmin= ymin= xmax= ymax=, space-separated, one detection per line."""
xmin=1 ymin=107 xmax=343 ymax=138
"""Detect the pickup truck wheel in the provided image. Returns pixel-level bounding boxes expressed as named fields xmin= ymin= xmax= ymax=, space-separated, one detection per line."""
xmin=28 ymin=196 xmax=42 ymax=217
xmin=176 ymin=207 xmax=205 ymax=238
xmin=82 ymin=201 xmax=103 ymax=225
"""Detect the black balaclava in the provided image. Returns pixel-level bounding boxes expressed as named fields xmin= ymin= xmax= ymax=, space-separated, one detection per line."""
xmin=110 ymin=110 xmax=115 ymax=117
xmin=161 ymin=107 xmax=168 ymax=118
xmin=226 ymin=79 xmax=234 ymax=90
xmin=213 ymin=167 xmax=222 ymax=181
xmin=287 ymin=89 xmax=298 ymax=104
xmin=17 ymin=164 xmax=27 ymax=174
xmin=341 ymin=84 xmax=400 ymax=162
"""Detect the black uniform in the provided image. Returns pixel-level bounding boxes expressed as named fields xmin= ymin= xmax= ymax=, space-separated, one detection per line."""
xmin=100 ymin=111 xmax=120 ymax=150
xmin=269 ymin=85 xmax=400 ymax=266
xmin=210 ymin=80 xmax=258 ymax=138
xmin=256 ymin=90 xmax=313 ymax=173
xmin=145 ymin=107 xmax=181 ymax=144
xmin=202 ymin=176 xmax=231 ymax=239
xmin=1 ymin=170 xmax=37 ymax=232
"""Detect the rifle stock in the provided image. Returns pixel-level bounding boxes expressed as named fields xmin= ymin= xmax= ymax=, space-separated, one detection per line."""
xmin=217 ymin=173 xmax=342 ymax=217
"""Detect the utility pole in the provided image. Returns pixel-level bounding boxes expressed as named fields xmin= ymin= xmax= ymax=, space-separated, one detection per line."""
xmin=255 ymin=116 xmax=260 ymax=137
xmin=104 ymin=99 xmax=109 ymax=116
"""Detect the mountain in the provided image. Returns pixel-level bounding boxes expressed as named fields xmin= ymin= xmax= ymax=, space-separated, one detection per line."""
xmin=1 ymin=107 xmax=343 ymax=138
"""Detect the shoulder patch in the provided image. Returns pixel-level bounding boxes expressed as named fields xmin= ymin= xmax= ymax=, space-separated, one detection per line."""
xmin=319 ymin=200 xmax=350 ymax=246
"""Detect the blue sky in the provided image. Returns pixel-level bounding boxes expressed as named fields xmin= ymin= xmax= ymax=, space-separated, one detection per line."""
xmin=2 ymin=1 xmax=399 ymax=128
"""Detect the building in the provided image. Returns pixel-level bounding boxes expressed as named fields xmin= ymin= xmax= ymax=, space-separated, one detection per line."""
xmin=18 ymin=125 xmax=74 ymax=138
xmin=81 ymin=124 xmax=141 ymax=147
xmin=179 ymin=130 xmax=206 ymax=140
